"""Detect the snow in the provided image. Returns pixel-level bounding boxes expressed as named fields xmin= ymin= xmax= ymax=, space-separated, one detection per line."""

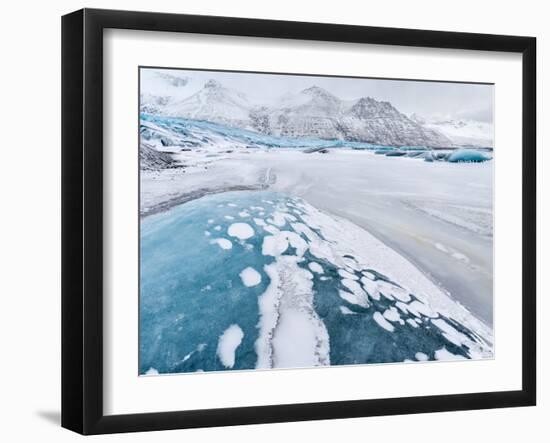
xmin=216 ymin=324 xmax=244 ymax=368
xmin=338 ymin=290 xmax=367 ymax=308
xmin=339 ymin=306 xmax=356 ymax=315
xmin=227 ymin=222 xmax=254 ymax=240
xmin=431 ymin=318 xmax=471 ymax=348
xmin=373 ymin=311 xmax=395 ymax=332
xmin=341 ymin=279 xmax=369 ymax=307
xmin=211 ymin=238 xmax=232 ymax=250
xmin=262 ymin=235 xmax=288 ymax=257
xmin=362 ymin=271 xmax=376 ymax=280
xmin=256 ymin=256 xmax=330 ymax=369
xmin=308 ymin=262 xmax=324 ymax=274
xmin=415 ymin=352 xmax=429 ymax=361
xmin=338 ymin=269 xmax=358 ymax=280
xmin=434 ymin=347 xmax=467 ymax=361
xmin=239 ymin=267 xmax=262 ymax=287
xmin=383 ymin=307 xmax=402 ymax=323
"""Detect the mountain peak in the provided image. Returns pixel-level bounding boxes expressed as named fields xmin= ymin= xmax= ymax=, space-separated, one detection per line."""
xmin=204 ymin=79 xmax=222 ymax=89
xmin=301 ymin=85 xmax=335 ymax=98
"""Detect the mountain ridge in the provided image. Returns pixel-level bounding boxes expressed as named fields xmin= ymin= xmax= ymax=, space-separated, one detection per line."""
xmin=141 ymin=79 xmax=456 ymax=147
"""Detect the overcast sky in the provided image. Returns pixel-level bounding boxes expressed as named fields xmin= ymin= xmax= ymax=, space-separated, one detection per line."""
xmin=141 ymin=67 xmax=494 ymax=123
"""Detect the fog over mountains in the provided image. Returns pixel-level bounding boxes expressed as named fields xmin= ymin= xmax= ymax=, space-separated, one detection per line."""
xmin=140 ymin=70 xmax=493 ymax=148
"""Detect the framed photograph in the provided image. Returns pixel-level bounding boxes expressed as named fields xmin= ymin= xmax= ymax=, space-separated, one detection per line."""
xmin=61 ymin=8 xmax=536 ymax=435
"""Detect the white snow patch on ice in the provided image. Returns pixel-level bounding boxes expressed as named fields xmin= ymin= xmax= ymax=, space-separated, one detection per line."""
xmin=211 ymin=238 xmax=232 ymax=250
xmin=383 ymin=307 xmax=402 ymax=323
xmin=227 ymin=223 xmax=254 ymax=240
xmin=308 ymin=262 xmax=324 ymax=274
xmin=362 ymin=271 xmax=376 ymax=280
xmin=256 ymin=256 xmax=330 ymax=369
xmin=341 ymin=279 xmax=369 ymax=307
xmin=253 ymin=218 xmax=266 ymax=227
xmin=415 ymin=352 xmax=429 ymax=361
xmin=373 ymin=311 xmax=395 ymax=332
xmin=239 ymin=267 xmax=262 ymax=287
xmin=217 ymin=324 xmax=244 ymax=369
xmin=263 ymin=224 xmax=280 ymax=235
xmin=338 ymin=269 xmax=358 ymax=280
xmin=434 ymin=347 xmax=467 ymax=361
xmin=339 ymin=306 xmax=356 ymax=315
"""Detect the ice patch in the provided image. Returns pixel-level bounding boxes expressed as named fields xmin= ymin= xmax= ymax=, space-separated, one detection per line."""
xmin=308 ymin=262 xmax=324 ymax=274
xmin=256 ymin=255 xmax=330 ymax=369
xmin=228 ymin=222 xmax=254 ymax=240
xmin=267 ymin=212 xmax=288 ymax=227
xmin=434 ymin=347 xmax=467 ymax=361
xmin=362 ymin=271 xmax=376 ymax=280
xmin=204 ymin=230 xmax=211 ymax=237
xmin=253 ymin=218 xmax=266 ymax=227
xmin=224 ymin=215 xmax=235 ymax=220
xmin=144 ymin=367 xmax=159 ymax=376
xmin=406 ymin=318 xmax=419 ymax=328
xmin=407 ymin=300 xmax=438 ymax=318
xmin=339 ymin=306 xmax=356 ymax=315
xmin=431 ymin=318 xmax=470 ymax=347
xmin=341 ymin=279 xmax=369 ymax=307
xmin=262 ymin=224 xmax=278 ymax=235
xmin=239 ymin=210 xmax=250 ymax=218
xmin=373 ymin=311 xmax=395 ymax=332
xmin=262 ymin=231 xmax=308 ymax=257
xmin=338 ymin=269 xmax=358 ymax=280
xmin=211 ymin=238 xmax=232 ymax=250
xmin=383 ymin=307 xmax=402 ymax=323
xmin=217 ymin=324 xmax=244 ymax=369
xmin=262 ymin=235 xmax=288 ymax=257
xmin=239 ymin=267 xmax=262 ymax=287
xmin=207 ymin=219 xmax=214 ymax=224
xmin=214 ymin=225 xmax=222 ymax=231
xmin=415 ymin=352 xmax=429 ymax=361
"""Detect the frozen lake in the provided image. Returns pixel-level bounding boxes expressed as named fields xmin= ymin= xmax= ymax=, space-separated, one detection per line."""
xmin=140 ymin=190 xmax=493 ymax=374
xmin=142 ymin=148 xmax=493 ymax=326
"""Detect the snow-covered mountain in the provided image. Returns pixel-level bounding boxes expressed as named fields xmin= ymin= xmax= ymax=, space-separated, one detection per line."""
xmin=410 ymin=114 xmax=493 ymax=148
xmin=139 ymin=70 xmax=193 ymax=114
xmin=144 ymin=80 xmax=453 ymax=147
xmin=163 ymin=79 xmax=252 ymax=129
xmin=250 ymin=87 xmax=451 ymax=147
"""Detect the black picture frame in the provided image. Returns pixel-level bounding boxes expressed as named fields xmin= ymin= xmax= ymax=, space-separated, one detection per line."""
xmin=61 ymin=8 xmax=537 ymax=435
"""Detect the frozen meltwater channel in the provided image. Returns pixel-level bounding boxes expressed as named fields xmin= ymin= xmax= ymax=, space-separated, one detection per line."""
xmin=140 ymin=191 xmax=493 ymax=375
